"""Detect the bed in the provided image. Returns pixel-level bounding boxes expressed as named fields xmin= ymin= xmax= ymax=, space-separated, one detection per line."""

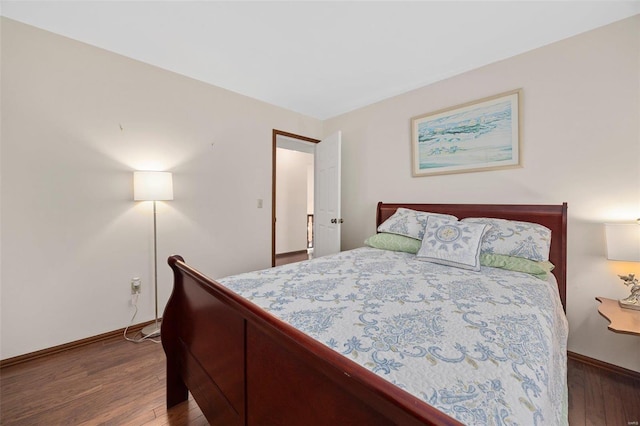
xmin=161 ymin=202 xmax=568 ymax=425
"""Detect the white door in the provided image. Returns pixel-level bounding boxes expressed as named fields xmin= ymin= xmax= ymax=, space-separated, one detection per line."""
xmin=314 ymin=131 xmax=342 ymax=258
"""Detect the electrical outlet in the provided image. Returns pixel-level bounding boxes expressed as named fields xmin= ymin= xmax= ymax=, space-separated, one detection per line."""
xmin=131 ymin=277 xmax=141 ymax=295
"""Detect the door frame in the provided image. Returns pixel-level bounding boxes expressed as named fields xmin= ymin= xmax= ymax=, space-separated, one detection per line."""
xmin=272 ymin=129 xmax=320 ymax=267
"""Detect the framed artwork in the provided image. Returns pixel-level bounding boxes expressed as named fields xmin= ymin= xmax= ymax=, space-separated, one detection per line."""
xmin=411 ymin=89 xmax=521 ymax=177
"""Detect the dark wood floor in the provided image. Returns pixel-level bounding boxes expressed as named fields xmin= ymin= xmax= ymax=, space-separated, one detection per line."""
xmin=568 ymin=355 xmax=640 ymax=426
xmin=275 ymin=250 xmax=311 ymax=266
xmin=1 ymin=336 xmax=638 ymax=425
xmin=0 ymin=336 xmax=207 ymax=425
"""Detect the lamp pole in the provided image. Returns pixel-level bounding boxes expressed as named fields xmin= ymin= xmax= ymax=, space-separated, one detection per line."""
xmin=141 ymin=200 xmax=161 ymax=337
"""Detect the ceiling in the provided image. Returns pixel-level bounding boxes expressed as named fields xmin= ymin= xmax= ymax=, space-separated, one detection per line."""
xmin=2 ymin=1 xmax=638 ymax=119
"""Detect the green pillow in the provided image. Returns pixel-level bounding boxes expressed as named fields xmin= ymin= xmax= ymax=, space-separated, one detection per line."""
xmin=365 ymin=235 xmax=554 ymax=279
xmin=480 ymin=253 xmax=555 ymax=279
xmin=365 ymin=233 xmax=421 ymax=254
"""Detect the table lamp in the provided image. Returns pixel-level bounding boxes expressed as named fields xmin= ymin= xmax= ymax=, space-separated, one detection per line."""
xmin=605 ymin=220 xmax=640 ymax=310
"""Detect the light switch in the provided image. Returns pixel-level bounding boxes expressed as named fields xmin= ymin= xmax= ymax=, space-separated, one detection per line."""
xmin=257 ymin=199 xmax=263 ymax=208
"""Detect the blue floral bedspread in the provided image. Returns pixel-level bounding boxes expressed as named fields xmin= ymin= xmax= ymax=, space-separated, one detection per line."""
xmin=219 ymin=247 xmax=568 ymax=425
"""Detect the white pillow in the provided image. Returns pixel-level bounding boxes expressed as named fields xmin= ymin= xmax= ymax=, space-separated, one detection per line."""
xmin=377 ymin=208 xmax=458 ymax=240
xmin=417 ymin=216 xmax=491 ymax=271
xmin=462 ymin=217 xmax=552 ymax=262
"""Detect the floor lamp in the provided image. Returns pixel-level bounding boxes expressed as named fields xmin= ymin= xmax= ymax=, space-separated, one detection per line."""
xmin=134 ymin=171 xmax=174 ymax=337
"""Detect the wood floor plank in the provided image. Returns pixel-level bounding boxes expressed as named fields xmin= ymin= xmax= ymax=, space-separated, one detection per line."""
xmin=601 ymin=370 xmax=626 ymax=425
xmin=144 ymin=397 xmax=208 ymax=426
xmin=616 ymin=375 xmax=640 ymax=425
xmin=567 ymin=357 xmax=586 ymax=426
xmin=583 ymin=363 xmax=607 ymax=426
xmin=2 ymin=335 xmax=639 ymax=425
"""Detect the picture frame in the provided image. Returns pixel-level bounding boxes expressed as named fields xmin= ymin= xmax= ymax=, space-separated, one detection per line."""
xmin=411 ymin=89 xmax=521 ymax=177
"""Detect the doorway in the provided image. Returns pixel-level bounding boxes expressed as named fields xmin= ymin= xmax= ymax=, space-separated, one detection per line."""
xmin=272 ymin=130 xmax=320 ymax=267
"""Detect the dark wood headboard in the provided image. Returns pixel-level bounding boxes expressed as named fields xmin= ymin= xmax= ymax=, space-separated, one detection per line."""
xmin=376 ymin=202 xmax=568 ymax=311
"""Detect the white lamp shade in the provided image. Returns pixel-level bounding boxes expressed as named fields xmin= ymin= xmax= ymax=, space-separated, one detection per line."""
xmin=605 ymin=223 xmax=640 ymax=262
xmin=133 ymin=171 xmax=174 ymax=201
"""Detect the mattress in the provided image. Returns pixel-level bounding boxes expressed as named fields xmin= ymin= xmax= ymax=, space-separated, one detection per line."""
xmin=219 ymin=247 xmax=569 ymax=425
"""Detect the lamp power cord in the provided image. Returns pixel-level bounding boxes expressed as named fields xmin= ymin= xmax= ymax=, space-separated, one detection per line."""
xmin=123 ymin=293 xmax=160 ymax=344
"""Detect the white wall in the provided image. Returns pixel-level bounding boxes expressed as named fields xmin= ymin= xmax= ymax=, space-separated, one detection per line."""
xmin=325 ymin=16 xmax=640 ymax=371
xmin=275 ymin=148 xmax=313 ymax=254
xmin=0 ymin=18 xmax=322 ymax=359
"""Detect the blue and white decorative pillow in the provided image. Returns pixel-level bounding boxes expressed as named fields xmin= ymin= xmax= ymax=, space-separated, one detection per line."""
xmin=417 ymin=216 xmax=491 ymax=271
xmin=377 ymin=208 xmax=458 ymax=240
xmin=462 ymin=217 xmax=552 ymax=262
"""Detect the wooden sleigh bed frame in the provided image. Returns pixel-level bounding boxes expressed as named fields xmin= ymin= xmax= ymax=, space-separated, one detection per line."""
xmin=162 ymin=202 xmax=567 ymax=426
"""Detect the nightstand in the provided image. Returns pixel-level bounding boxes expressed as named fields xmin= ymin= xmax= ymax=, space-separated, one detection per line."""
xmin=596 ymin=297 xmax=640 ymax=335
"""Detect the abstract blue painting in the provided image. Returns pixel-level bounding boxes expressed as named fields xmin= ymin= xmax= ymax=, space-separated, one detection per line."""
xmin=411 ymin=90 xmax=520 ymax=176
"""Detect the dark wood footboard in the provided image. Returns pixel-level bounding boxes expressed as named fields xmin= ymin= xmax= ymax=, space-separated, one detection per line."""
xmin=162 ymin=255 xmax=246 ymax=425
xmin=162 ymin=255 xmax=462 ymax=426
